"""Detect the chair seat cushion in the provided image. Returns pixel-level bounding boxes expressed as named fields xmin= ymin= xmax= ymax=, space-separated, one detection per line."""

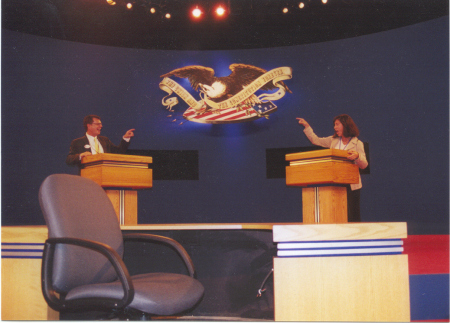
xmin=65 ymin=273 xmax=204 ymax=315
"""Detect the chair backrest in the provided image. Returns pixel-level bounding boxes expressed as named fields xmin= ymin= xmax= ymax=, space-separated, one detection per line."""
xmin=39 ymin=174 xmax=124 ymax=293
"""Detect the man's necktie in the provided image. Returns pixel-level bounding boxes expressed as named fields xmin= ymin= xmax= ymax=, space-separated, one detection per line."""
xmin=94 ymin=137 xmax=99 ymax=154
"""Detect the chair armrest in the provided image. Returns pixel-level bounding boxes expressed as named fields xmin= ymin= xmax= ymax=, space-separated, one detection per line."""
xmin=122 ymin=233 xmax=196 ymax=277
xmin=42 ymin=237 xmax=134 ymax=312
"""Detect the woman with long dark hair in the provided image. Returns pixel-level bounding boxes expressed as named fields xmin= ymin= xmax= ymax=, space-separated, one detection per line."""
xmin=297 ymin=114 xmax=368 ymax=222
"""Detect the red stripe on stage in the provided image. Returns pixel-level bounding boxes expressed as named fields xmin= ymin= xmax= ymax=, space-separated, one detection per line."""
xmin=404 ymin=235 xmax=449 ymax=275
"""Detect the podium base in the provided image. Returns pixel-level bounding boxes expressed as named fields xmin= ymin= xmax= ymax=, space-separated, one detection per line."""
xmin=302 ymin=186 xmax=348 ymax=223
xmin=106 ymin=190 xmax=137 ymax=225
xmin=274 ymin=254 xmax=410 ymax=322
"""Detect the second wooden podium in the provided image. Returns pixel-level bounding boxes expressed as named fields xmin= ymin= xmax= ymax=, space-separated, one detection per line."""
xmin=81 ymin=153 xmax=152 ymax=225
xmin=273 ymin=223 xmax=410 ymax=321
xmin=286 ymin=149 xmax=359 ymax=223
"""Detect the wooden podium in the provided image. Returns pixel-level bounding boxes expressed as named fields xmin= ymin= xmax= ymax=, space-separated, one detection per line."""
xmin=286 ymin=149 xmax=359 ymax=223
xmin=81 ymin=153 xmax=152 ymax=225
xmin=273 ymin=223 xmax=410 ymax=322
xmin=2 ymin=226 xmax=59 ymax=321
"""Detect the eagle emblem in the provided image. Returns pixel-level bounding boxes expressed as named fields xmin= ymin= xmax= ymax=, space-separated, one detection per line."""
xmin=159 ymin=64 xmax=292 ymax=124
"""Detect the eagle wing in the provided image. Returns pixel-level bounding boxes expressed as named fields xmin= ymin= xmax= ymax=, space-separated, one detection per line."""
xmin=227 ymin=64 xmax=291 ymax=94
xmin=161 ymin=66 xmax=215 ymax=91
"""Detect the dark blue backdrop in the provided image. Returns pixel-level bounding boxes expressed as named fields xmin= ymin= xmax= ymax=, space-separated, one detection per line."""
xmin=2 ymin=17 xmax=448 ymax=234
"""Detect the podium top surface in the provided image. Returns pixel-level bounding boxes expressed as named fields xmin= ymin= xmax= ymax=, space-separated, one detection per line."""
xmin=286 ymin=148 xmax=350 ymax=161
xmin=81 ymin=153 xmax=152 ymax=165
xmin=273 ymin=222 xmax=407 ymax=242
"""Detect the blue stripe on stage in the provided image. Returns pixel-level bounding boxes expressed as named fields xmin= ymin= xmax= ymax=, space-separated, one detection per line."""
xmin=1 ymin=243 xmax=45 ymax=259
xmin=278 ymin=252 xmax=403 ymax=258
xmin=410 ymin=274 xmax=450 ymax=321
xmin=2 ymin=249 xmax=43 ymax=252
xmin=2 ymin=243 xmax=45 ymax=245
xmin=279 ymin=245 xmax=403 ymax=251
xmin=1 ymin=256 xmax=43 ymax=259
xmin=277 ymin=238 xmax=404 ymax=257
xmin=278 ymin=239 xmax=402 ymax=244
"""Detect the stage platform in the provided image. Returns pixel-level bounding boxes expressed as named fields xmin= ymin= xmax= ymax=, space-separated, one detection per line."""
xmin=1 ymin=224 xmax=449 ymax=321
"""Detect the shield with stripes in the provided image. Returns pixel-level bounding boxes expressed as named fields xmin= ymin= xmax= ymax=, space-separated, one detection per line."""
xmin=183 ymin=101 xmax=277 ymax=124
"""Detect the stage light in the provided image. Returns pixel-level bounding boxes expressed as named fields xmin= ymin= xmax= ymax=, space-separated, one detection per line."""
xmin=282 ymin=7 xmax=289 ymax=13
xmin=212 ymin=4 xmax=227 ymax=20
xmin=126 ymin=2 xmax=133 ymax=9
xmin=299 ymin=2 xmax=305 ymax=9
xmin=215 ymin=6 xmax=225 ymax=16
xmin=192 ymin=7 xmax=202 ymax=18
xmin=150 ymin=7 xmax=156 ymax=14
xmin=322 ymin=0 xmax=328 ymax=3
xmin=106 ymin=0 xmax=116 ymax=5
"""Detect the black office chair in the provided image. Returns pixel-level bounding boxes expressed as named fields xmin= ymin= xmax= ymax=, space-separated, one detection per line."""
xmin=39 ymin=174 xmax=204 ymax=319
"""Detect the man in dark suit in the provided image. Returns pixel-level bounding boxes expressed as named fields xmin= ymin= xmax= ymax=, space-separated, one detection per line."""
xmin=66 ymin=114 xmax=135 ymax=166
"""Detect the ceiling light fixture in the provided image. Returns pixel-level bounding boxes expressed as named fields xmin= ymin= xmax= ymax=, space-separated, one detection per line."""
xmin=192 ymin=7 xmax=202 ymax=18
xmin=215 ymin=6 xmax=225 ymax=16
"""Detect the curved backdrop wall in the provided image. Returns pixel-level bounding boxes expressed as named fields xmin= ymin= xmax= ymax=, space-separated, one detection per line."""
xmin=2 ymin=16 xmax=448 ymax=234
